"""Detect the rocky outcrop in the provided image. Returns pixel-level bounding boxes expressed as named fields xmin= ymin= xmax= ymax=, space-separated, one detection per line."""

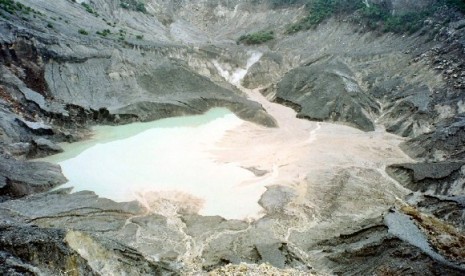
xmin=0 ymin=219 xmax=96 ymax=276
xmin=402 ymin=116 xmax=465 ymax=161
xmin=0 ymin=189 xmax=185 ymax=273
xmin=2 ymin=187 xmax=463 ymax=275
xmin=308 ymin=222 xmax=464 ymax=275
xmin=0 ymin=155 xmax=66 ymax=200
xmin=44 ymin=47 xmax=276 ymax=126
xmin=275 ymin=56 xmax=379 ymax=131
xmin=387 ymin=162 xmax=465 ymax=195
xmin=242 ymin=51 xmax=288 ymax=89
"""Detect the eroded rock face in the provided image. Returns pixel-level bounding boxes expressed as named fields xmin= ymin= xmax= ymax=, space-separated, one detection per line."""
xmin=0 ymin=219 xmax=97 ymax=276
xmin=402 ymin=116 xmax=465 ymax=161
xmin=2 ymin=189 xmax=464 ymax=275
xmin=44 ymin=48 xmax=276 ymax=126
xmin=0 ymin=0 xmax=464 ymax=275
xmin=0 ymin=156 xmax=66 ymax=200
xmin=387 ymin=162 xmax=465 ymax=195
xmin=275 ymin=57 xmax=379 ymax=131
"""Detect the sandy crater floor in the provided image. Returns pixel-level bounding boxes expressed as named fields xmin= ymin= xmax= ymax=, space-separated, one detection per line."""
xmin=213 ymin=84 xmax=413 ymax=222
xmin=210 ymin=53 xmax=413 ymax=223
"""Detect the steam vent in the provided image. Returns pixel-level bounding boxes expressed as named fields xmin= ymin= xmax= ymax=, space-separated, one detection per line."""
xmin=1 ymin=0 xmax=465 ymax=275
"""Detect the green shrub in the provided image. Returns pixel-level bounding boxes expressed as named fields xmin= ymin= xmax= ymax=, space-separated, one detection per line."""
xmin=0 ymin=0 xmax=38 ymax=16
xmin=136 ymin=34 xmax=144 ymax=39
xmin=360 ymin=3 xmax=432 ymax=34
xmin=81 ymin=2 xmax=99 ymax=16
xmin=269 ymin=0 xmax=306 ymax=8
xmin=78 ymin=29 xmax=89 ymax=35
xmin=360 ymin=4 xmax=387 ymax=21
xmin=135 ymin=2 xmax=146 ymax=12
xmin=237 ymin=30 xmax=275 ymax=45
xmin=446 ymin=0 xmax=465 ymax=12
xmin=0 ymin=0 xmax=17 ymax=14
xmin=120 ymin=0 xmax=146 ymax=13
xmin=96 ymin=29 xmax=111 ymax=37
xmin=286 ymin=0 xmax=363 ymax=34
xmin=284 ymin=0 xmax=465 ymax=35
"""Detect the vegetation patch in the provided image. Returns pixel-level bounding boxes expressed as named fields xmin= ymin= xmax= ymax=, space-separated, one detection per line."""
xmin=267 ymin=0 xmax=307 ymax=8
xmin=0 ymin=0 xmax=41 ymax=18
xmin=359 ymin=0 xmax=465 ymax=34
xmin=78 ymin=29 xmax=89 ymax=35
xmin=237 ymin=30 xmax=275 ymax=45
xmin=286 ymin=0 xmax=362 ymax=33
xmin=1 ymin=0 xmax=28 ymax=14
xmin=81 ymin=2 xmax=99 ymax=17
xmin=96 ymin=29 xmax=111 ymax=37
xmin=118 ymin=29 xmax=127 ymax=41
xmin=284 ymin=0 xmax=465 ymax=35
xmin=358 ymin=4 xmax=431 ymax=34
xmin=446 ymin=0 xmax=465 ymax=13
xmin=120 ymin=0 xmax=146 ymax=13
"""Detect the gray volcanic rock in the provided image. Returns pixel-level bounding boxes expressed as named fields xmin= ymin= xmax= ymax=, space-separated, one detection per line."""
xmin=65 ymin=231 xmax=178 ymax=275
xmin=0 ymin=189 xmax=142 ymax=223
xmin=0 ymin=156 xmax=67 ymax=198
xmin=182 ymin=215 xmax=249 ymax=237
xmin=0 ymin=200 xmax=174 ymax=274
xmin=387 ymin=161 xmax=465 ymax=195
xmin=308 ymin=220 xmax=465 ymax=275
xmin=1 ymin=184 xmax=464 ymax=275
xmin=18 ymin=86 xmax=67 ymax=115
xmin=402 ymin=115 xmax=465 ymax=161
xmin=258 ymin=185 xmax=296 ymax=213
xmin=0 ymin=176 xmax=6 ymax=189
xmin=0 ymin=251 xmax=41 ymax=276
xmin=38 ymin=35 xmax=276 ymax=127
xmin=15 ymin=119 xmax=53 ymax=135
xmin=406 ymin=193 xmax=465 ymax=230
xmin=276 ymin=57 xmax=379 ymax=131
xmin=0 ymin=220 xmax=97 ymax=276
xmin=0 ymin=190 xmax=183 ymax=274
xmin=0 ymin=190 xmax=250 ymax=274
xmin=242 ymin=51 xmax=286 ymax=89
xmin=30 ymin=138 xmax=63 ymax=158
xmin=366 ymin=71 xmax=434 ymax=137
xmin=389 ymin=162 xmax=465 ymax=182
xmin=0 ymin=108 xmax=31 ymax=146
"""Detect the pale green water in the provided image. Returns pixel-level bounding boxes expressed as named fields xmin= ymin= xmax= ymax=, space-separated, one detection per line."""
xmin=40 ymin=108 xmax=266 ymax=220
xmin=43 ymin=108 xmax=233 ymax=163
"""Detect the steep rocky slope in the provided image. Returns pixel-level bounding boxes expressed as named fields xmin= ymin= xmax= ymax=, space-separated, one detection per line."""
xmin=1 ymin=0 xmax=465 ymax=275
